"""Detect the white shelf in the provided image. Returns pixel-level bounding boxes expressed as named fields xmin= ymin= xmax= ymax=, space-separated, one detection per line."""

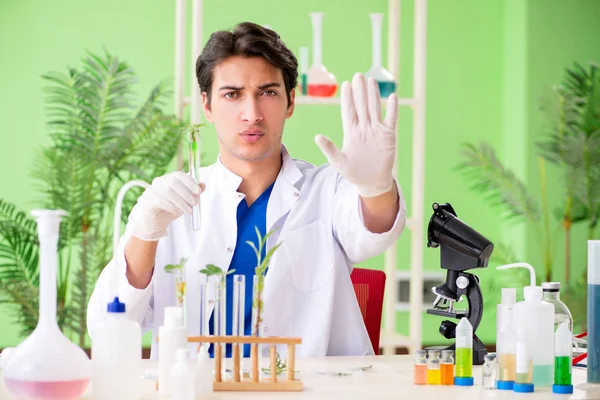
xmin=295 ymin=95 xmax=415 ymax=107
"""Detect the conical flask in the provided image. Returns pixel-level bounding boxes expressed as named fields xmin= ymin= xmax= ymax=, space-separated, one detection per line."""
xmin=307 ymin=12 xmax=338 ymax=97
xmin=365 ymin=13 xmax=396 ymax=97
xmin=3 ymin=210 xmax=91 ymax=400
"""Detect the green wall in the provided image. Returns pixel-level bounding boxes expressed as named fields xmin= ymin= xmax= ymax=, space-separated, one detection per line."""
xmin=1 ymin=0 xmax=599 ymax=349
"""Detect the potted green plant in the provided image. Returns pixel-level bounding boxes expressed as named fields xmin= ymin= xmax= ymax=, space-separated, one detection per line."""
xmin=0 ymin=51 xmax=185 ymax=346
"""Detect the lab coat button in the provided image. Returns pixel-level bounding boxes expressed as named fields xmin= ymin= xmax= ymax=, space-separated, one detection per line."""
xmin=237 ymin=193 xmax=244 ymax=199
xmin=227 ymin=247 xmax=233 ymax=253
xmin=264 ymin=327 xmax=268 ymax=333
xmin=294 ymin=192 xmax=300 ymax=197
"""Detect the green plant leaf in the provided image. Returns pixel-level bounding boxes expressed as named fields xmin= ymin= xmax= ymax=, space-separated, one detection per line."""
xmin=457 ymin=142 xmax=541 ymax=223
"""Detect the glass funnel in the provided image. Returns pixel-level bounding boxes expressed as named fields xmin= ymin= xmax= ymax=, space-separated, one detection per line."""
xmin=365 ymin=13 xmax=396 ymax=97
xmin=3 ymin=210 xmax=91 ymax=400
xmin=307 ymin=12 xmax=338 ymax=97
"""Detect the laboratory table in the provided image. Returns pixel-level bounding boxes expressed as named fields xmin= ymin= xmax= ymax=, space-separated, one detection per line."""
xmin=0 ymin=355 xmax=589 ymax=399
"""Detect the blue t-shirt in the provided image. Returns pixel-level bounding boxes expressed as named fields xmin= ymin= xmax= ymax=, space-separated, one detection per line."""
xmin=208 ymin=182 xmax=274 ymax=357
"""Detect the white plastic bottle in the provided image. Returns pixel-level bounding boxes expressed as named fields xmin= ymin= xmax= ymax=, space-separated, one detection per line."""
xmin=159 ymin=306 xmax=188 ymax=397
xmin=497 ymin=263 xmax=554 ymax=388
xmin=194 ymin=345 xmax=214 ymax=399
xmin=91 ymin=297 xmax=142 ymax=400
xmin=170 ymin=348 xmax=195 ymax=400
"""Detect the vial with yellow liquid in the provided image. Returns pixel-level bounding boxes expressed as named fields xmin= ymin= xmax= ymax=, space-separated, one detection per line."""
xmin=427 ymin=350 xmax=441 ymax=384
xmin=496 ymin=316 xmax=516 ymax=390
xmin=454 ymin=317 xmax=474 ymax=386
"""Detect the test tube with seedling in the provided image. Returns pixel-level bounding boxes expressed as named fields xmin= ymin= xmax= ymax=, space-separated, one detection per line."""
xmin=188 ymin=126 xmax=201 ymax=230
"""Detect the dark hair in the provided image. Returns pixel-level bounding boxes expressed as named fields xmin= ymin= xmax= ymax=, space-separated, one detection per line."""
xmin=195 ymin=22 xmax=298 ymax=106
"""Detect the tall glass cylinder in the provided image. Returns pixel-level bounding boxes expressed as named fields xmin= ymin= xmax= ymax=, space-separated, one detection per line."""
xmin=199 ymin=280 xmax=208 ymax=336
xmin=233 ymin=275 xmax=246 ymax=379
xmin=588 ymin=240 xmax=600 ymax=383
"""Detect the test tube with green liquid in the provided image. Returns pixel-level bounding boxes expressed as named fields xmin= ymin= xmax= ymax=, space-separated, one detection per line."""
xmin=454 ymin=317 xmax=473 ymax=386
xmin=188 ymin=127 xmax=201 ymax=230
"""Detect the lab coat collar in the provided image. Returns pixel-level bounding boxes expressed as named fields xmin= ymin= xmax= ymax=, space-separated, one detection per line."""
xmin=211 ymin=144 xmax=303 ymax=191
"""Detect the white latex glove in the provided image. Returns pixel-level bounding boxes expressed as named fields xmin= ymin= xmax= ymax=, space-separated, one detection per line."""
xmin=315 ymin=73 xmax=398 ymax=198
xmin=127 ymin=171 xmax=204 ymax=241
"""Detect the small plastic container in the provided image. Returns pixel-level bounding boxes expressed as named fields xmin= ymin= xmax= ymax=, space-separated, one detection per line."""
xmin=514 ymin=329 xmax=534 ymax=393
xmin=170 ymin=348 xmax=195 ymax=400
xmin=91 ymin=297 xmax=141 ymax=400
xmin=194 ymin=345 xmax=214 ymax=398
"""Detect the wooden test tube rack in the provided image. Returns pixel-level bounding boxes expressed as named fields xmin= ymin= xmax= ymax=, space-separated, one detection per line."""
xmin=188 ymin=335 xmax=303 ymax=392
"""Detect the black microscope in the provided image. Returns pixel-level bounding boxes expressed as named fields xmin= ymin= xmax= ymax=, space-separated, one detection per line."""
xmin=425 ymin=202 xmax=494 ymax=366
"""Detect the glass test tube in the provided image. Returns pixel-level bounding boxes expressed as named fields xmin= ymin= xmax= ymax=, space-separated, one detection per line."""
xmin=188 ymin=128 xmax=201 ymax=230
xmin=589 ymin=240 xmax=600 ymax=384
xmin=212 ymin=279 xmax=226 ymax=375
xmin=233 ymin=275 xmax=246 ymax=359
xmin=440 ymin=350 xmax=454 ymax=385
xmin=413 ymin=350 xmax=427 ymax=385
xmin=251 ymin=275 xmax=266 ymax=376
xmin=426 ymin=350 xmax=441 ymax=385
xmin=199 ymin=280 xmax=208 ymax=336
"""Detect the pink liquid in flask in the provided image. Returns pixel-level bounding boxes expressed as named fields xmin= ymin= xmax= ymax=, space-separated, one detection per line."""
xmin=4 ymin=378 xmax=89 ymax=400
xmin=307 ymin=83 xmax=337 ymax=97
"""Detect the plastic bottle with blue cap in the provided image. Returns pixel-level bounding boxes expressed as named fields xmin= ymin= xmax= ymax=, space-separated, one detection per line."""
xmin=91 ymin=296 xmax=142 ymax=400
xmin=497 ymin=263 xmax=554 ymax=387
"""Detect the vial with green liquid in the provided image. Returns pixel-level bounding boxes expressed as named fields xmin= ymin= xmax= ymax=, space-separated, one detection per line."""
xmin=454 ymin=317 xmax=473 ymax=386
xmin=552 ymin=322 xmax=573 ymax=394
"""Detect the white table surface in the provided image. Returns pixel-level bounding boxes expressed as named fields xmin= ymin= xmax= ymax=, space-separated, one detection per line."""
xmin=0 ymin=355 xmax=589 ymax=399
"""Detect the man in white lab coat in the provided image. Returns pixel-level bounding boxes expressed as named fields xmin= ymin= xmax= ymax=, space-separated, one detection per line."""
xmin=87 ymin=22 xmax=407 ymax=358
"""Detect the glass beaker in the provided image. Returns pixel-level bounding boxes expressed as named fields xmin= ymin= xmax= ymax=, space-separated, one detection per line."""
xmin=3 ymin=210 xmax=91 ymax=400
xmin=307 ymin=12 xmax=337 ymax=97
xmin=365 ymin=13 xmax=396 ymax=98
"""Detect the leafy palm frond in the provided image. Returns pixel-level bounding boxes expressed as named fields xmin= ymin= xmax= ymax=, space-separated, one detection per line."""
xmin=0 ymin=281 xmax=39 ymax=336
xmin=457 ymin=142 xmax=540 ymax=223
xmin=0 ymin=200 xmax=39 ymax=286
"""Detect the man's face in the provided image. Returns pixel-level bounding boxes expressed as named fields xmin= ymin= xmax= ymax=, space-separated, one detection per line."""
xmin=202 ymin=56 xmax=295 ymax=163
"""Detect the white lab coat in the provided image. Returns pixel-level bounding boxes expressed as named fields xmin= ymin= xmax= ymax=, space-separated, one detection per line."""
xmin=87 ymin=146 xmax=407 ymax=359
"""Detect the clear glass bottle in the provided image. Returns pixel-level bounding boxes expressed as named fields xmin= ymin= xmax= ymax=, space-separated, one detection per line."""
xmin=482 ymin=354 xmax=497 ymax=390
xmin=440 ymin=350 xmax=454 ymax=385
xmin=413 ymin=350 xmax=427 ymax=385
xmin=426 ymin=350 xmax=441 ymax=385
xmin=542 ymin=282 xmax=573 ymax=333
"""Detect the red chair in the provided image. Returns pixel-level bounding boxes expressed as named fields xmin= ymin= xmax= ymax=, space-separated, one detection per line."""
xmin=350 ymin=268 xmax=386 ymax=355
